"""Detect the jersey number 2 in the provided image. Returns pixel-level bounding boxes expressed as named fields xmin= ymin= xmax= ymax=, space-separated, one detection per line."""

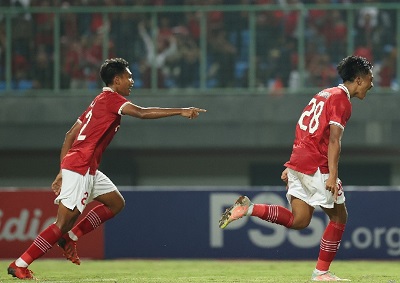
xmin=298 ymin=98 xmax=324 ymax=134
xmin=77 ymin=110 xmax=93 ymax=141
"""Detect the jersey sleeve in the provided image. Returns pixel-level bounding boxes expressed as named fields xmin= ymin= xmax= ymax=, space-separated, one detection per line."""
xmin=327 ymin=94 xmax=352 ymax=129
xmin=77 ymin=109 xmax=88 ymax=123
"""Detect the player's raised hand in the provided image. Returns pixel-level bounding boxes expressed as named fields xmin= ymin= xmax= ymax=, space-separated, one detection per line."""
xmin=181 ymin=107 xmax=207 ymax=119
xmin=51 ymin=172 xmax=63 ymax=196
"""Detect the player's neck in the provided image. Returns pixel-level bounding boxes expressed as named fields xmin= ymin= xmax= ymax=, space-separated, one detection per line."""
xmin=103 ymin=86 xmax=115 ymax=92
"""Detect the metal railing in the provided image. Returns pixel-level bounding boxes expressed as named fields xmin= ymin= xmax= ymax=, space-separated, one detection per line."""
xmin=0 ymin=3 xmax=399 ymax=95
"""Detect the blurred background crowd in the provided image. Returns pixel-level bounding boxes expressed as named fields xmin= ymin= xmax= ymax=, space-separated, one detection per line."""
xmin=0 ymin=0 xmax=398 ymax=91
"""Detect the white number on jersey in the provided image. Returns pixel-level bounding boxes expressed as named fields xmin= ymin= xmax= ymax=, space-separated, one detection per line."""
xmin=298 ymin=98 xmax=324 ymax=134
xmin=77 ymin=109 xmax=93 ymax=141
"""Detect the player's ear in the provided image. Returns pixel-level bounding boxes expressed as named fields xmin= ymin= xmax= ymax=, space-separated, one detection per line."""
xmin=114 ymin=75 xmax=121 ymax=85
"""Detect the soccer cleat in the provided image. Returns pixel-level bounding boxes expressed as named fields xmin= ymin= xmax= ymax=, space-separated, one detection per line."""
xmin=311 ymin=270 xmax=350 ymax=281
xmin=219 ymin=195 xmax=253 ymax=229
xmin=58 ymin=237 xmax=81 ymax=265
xmin=7 ymin=261 xmax=35 ymax=280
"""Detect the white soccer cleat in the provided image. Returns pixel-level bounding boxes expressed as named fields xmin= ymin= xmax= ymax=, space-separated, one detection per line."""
xmin=219 ymin=195 xmax=253 ymax=229
xmin=311 ymin=270 xmax=350 ymax=281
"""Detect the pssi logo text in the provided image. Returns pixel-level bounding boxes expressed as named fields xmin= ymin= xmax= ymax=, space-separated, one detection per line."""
xmin=210 ymin=192 xmax=400 ymax=256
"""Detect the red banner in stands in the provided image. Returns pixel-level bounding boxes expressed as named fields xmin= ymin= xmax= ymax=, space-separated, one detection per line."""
xmin=0 ymin=190 xmax=104 ymax=259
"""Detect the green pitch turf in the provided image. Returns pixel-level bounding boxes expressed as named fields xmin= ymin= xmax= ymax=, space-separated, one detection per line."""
xmin=0 ymin=259 xmax=399 ymax=282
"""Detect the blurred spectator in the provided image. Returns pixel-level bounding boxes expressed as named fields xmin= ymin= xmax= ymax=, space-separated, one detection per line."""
xmin=376 ymin=45 xmax=396 ymax=88
xmin=34 ymin=0 xmax=54 ymax=52
xmin=183 ymin=9 xmax=201 ymax=41
xmin=265 ymin=49 xmax=284 ymax=95
xmin=63 ymin=38 xmax=87 ymax=89
xmin=138 ymin=20 xmax=177 ymax=88
xmin=353 ymin=44 xmax=373 ymax=64
xmin=158 ymin=14 xmax=174 ymax=42
xmin=207 ymin=28 xmax=237 ymax=87
xmin=12 ymin=52 xmax=30 ymax=87
xmin=206 ymin=0 xmax=225 ymax=33
xmin=255 ymin=0 xmax=284 ymax=57
xmin=11 ymin=0 xmax=33 ymax=64
xmin=282 ymin=0 xmax=302 ymax=39
xmin=323 ymin=10 xmax=347 ymax=62
xmin=31 ymin=45 xmax=52 ymax=89
xmin=277 ymin=37 xmax=298 ymax=87
xmin=168 ymin=26 xmax=200 ymax=88
xmin=223 ymin=0 xmax=250 ymax=62
xmin=307 ymin=53 xmax=337 ymax=88
xmin=111 ymin=12 xmax=145 ymax=64
xmin=60 ymin=1 xmax=78 ymax=40
xmin=356 ymin=0 xmax=394 ymax=62
xmin=85 ymin=33 xmax=116 ymax=88
xmin=308 ymin=0 xmax=330 ymax=27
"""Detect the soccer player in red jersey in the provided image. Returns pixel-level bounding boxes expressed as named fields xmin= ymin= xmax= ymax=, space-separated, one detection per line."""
xmin=7 ymin=58 xmax=206 ymax=280
xmin=219 ymin=55 xmax=373 ymax=281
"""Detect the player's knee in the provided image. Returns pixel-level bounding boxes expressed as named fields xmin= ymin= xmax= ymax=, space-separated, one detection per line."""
xmin=109 ymin=196 xmax=125 ymax=215
xmin=55 ymin=220 xmax=76 ymax=235
xmin=341 ymin=211 xmax=348 ymax=223
xmin=55 ymin=206 xmax=81 ymax=234
xmin=291 ymin=218 xmax=311 ymax=230
xmin=115 ymin=197 xmax=125 ymax=214
xmin=330 ymin=213 xmax=348 ymax=225
xmin=328 ymin=204 xmax=348 ymax=224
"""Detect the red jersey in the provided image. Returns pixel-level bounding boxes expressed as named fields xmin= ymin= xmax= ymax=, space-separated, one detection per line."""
xmin=61 ymin=87 xmax=131 ymax=175
xmin=284 ymin=85 xmax=352 ymax=174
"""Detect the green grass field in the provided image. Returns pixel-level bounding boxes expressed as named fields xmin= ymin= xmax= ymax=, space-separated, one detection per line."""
xmin=0 ymin=259 xmax=399 ymax=283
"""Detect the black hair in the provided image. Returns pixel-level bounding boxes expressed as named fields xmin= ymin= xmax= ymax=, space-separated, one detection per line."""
xmin=100 ymin=58 xmax=129 ymax=86
xmin=337 ymin=55 xmax=373 ymax=83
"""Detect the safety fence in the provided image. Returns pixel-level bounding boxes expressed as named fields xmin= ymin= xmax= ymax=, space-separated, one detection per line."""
xmin=1 ymin=3 xmax=400 ymax=95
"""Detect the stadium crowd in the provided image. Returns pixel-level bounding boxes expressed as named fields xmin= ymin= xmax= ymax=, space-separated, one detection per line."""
xmin=0 ymin=0 xmax=398 ymax=91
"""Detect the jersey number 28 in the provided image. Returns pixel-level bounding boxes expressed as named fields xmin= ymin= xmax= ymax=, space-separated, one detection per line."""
xmin=298 ymin=98 xmax=324 ymax=134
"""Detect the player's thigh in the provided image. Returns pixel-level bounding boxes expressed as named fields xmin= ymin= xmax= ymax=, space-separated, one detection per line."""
xmin=91 ymin=170 xmax=118 ymax=199
xmin=92 ymin=170 xmax=125 ymax=214
xmin=289 ymin=168 xmax=340 ymax=209
xmin=290 ymin=196 xmax=315 ymax=230
xmin=286 ymin=168 xmax=310 ymax=204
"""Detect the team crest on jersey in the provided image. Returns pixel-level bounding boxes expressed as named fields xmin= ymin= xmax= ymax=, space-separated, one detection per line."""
xmin=317 ymin=91 xmax=330 ymax=99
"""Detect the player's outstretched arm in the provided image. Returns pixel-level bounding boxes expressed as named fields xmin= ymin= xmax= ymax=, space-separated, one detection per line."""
xmin=180 ymin=107 xmax=207 ymax=119
xmin=122 ymin=103 xmax=206 ymax=119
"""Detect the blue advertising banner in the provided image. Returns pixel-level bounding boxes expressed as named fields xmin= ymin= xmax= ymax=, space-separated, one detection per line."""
xmin=104 ymin=187 xmax=400 ymax=260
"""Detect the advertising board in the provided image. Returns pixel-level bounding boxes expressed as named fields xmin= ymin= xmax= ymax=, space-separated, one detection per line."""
xmin=105 ymin=187 xmax=400 ymax=260
xmin=2 ymin=188 xmax=399 ymax=260
xmin=0 ymin=190 xmax=104 ymax=259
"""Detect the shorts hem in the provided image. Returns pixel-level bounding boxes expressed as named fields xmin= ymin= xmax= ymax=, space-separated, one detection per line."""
xmin=286 ymin=192 xmax=336 ymax=209
xmin=55 ymin=199 xmax=83 ymax=213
